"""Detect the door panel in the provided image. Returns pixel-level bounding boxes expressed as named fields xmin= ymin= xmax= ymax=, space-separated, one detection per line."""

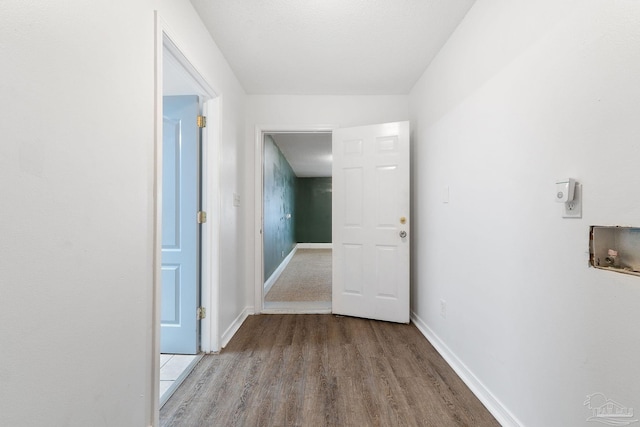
xmin=161 ymin=95 xmax=200 ymax=354
xmin=161 ymin=265 xmax=180 ymax=324
xmin=332 ymin=121 xmax=410 ymax=323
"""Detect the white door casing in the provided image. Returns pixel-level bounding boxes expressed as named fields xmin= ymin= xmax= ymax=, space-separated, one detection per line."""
xmin=253 ymin=125 xmax=336 ymax=314
xmin=332 ymin=121 xmax=410 ymax=323
xmin=159 ymin=32 xmax=221 ymax=355
xmin=154 ymin=22 xmax=221 ymax=425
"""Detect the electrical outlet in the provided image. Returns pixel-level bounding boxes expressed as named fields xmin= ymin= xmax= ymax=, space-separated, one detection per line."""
xmin=562 ymin=183 xmax=582 ymax=218
xmin=440 ymin=299 xmax=447 ymax=319
xmin=281 ymin=250 xmax=285 ymax=257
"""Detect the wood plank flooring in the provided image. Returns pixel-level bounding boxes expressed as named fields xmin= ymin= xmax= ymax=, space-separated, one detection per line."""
xmin=160 ymin=314 xmax=499 ymax=427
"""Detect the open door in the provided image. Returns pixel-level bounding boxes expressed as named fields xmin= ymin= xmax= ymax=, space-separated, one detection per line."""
xmin=332 ymin=121 xmax=410 ymax=323
xmin=161 ymin=95 xmax=201 ymax=354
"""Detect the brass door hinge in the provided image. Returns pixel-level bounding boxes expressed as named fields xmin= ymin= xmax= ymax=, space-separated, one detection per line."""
xmin=197 ymin=211 xmax=207 ymax=224
xmin=197 ymin=307 xmax=206 ymax=320
xmin=197 ymin=115 xmax=207 ymax=128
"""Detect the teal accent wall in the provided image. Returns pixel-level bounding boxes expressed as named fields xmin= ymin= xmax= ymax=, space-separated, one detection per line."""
xmin=295 ymin=178 xmax=332 ymax=243
xmin=263 ymin=136 xmax=296 ymax=280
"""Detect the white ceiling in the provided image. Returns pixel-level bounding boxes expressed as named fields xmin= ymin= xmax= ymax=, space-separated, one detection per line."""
xmin=189 ymin=0 xmax=476 ymax=95
xmin=270 ymin=133 xmax=333 ymax=177
xmin=182 ymin=1 xmax=476 ymax=176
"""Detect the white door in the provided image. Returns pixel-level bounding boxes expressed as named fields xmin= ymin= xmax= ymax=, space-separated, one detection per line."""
xmin=161 ymin=95 xmax=201 ymax=354
xmin=332 ymin=121 xmax=410 ymax=323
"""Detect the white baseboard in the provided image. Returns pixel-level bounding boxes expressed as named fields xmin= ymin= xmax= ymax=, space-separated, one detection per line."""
xmin=220 ymin=306 xmax=252 ymax=348
xmin=264 ymin=247 xmax=298 ymax=295
xmin=410 ymin=311 xmax=523 ymax=427
xmin=296 ymin=243 xmax=332 ymax=249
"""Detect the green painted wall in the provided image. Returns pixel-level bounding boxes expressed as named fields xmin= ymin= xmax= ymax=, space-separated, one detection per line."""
xmin=263 ymin=136 xmax=296 ymax=280
xmin=295 ymin=177 xmax=332 ymax=243
xmin=263 ymin=138 xmax=333 ymax=279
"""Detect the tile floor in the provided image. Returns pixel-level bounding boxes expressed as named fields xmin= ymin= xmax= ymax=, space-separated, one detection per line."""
xmin=160 ymin=354 xmax=202 ymax=407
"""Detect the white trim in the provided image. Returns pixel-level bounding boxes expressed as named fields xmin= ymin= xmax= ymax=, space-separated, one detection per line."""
xmin=410 ymin=311 xmax=523 ymax=427
xmin=296 ymin=243 xmax=333 ymax=249
xmin=264 ymin=246 xmax=297 ymax=295
xmin=254 ymin=127 xmax=263 ymax=314
xmin=151 ymin=13 xmax=164 ymax=427
xmin=158 ymin=22 xmax=221 ymax=355
xmin=200 ymin=97 xmax=222 ymax=353
xmin=254 ymin=125 xmax=337 ymax=314
xmin=161 ymin=31 xmax=216 ymax=98
xmin=221 ymin=307 xmax=252 ymax=348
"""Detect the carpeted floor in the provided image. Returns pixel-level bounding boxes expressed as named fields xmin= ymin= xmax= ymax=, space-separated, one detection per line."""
xmin=265 ymin=249 xmax=332 ymax=302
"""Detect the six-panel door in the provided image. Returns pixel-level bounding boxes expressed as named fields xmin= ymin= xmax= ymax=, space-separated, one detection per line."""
xmin=332 ymin=121 xmax=410 ymax=323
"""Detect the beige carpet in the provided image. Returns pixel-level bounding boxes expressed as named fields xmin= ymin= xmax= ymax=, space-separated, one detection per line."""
xmin=265 ymin=249 xmax=332 ymax=302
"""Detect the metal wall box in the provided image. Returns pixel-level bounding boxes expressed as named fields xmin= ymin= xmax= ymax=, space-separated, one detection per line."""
xmin=590 ymin=226 xmax=640 ymax=277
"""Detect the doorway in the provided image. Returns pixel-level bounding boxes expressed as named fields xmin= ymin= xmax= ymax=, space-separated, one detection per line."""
xmin=254 ymin=122 xmax=411 ymax=321
xmin=254 ymin=128 xmax=335 ymax=314
xmin=155 ymin=31 xmax=221 ymax=409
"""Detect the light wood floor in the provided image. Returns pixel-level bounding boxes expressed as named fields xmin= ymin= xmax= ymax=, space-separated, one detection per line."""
xmin=160 ymin=314 xmax=499 ymax=427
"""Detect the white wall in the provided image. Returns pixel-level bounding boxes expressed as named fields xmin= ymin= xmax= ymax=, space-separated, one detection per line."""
xmin=245 ymin=95 xmax=409 ymax=308
xmin=0 ymin=1 xmax=246 ymax=425
xmin=409 ymin=1 xmax=640 ymax=426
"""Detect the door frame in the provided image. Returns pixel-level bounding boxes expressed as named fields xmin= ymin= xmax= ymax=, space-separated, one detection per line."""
xmin=153 ymin=13 xmax=222 ymax=421
xmin=253 ymin=124 xmax=336 ymax=313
